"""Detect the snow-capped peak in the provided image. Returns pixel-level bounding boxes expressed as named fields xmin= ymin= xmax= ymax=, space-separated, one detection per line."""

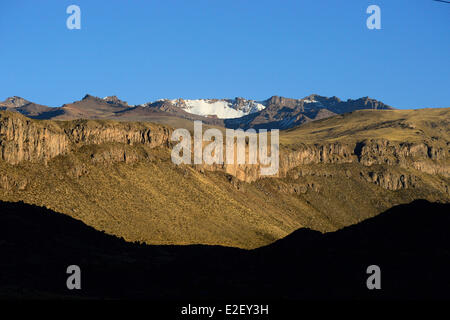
xmin=170 ymin=98 xmax=265 ymax=119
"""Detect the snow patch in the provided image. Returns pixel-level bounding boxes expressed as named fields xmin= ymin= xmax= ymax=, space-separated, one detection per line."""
xmin=171 ymin=99 xmax=266 ymax=119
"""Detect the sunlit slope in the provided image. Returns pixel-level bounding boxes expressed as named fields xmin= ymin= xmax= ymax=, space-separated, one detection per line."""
xmin=0 ymin=109 xmax=448 ymax=249
xmin=280 ymin=108 xmax=449 ymax=145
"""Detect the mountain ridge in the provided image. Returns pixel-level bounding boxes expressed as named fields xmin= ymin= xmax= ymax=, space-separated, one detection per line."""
xmin=0 ymin=94 xmax=394 ymax=130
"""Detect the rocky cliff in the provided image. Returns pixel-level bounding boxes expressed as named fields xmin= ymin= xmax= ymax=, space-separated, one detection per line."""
xmin=0 ymin=111 xmax=172 ymax=165
xmin=0 ymin=113 xmax=69 ymax=164
xmin=0 ymin=111 xmax=448 ymax=192
xmin=0 ymin=109 xmax=448 ymax=248
xmin=278 ymin=140 xmax=448 ymax=176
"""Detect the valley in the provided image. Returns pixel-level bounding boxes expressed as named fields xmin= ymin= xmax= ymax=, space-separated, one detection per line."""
xmin=0 ymin=107 xmax=448 ymax=248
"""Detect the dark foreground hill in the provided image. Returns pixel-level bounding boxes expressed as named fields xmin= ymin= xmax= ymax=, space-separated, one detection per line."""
xmin=0 ymin=199 xmax=449 ymax=300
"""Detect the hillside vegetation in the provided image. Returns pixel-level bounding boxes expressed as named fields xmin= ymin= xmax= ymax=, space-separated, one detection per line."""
xmin=0 ymin=109 xmax=448 ymax=248
xmin=281 ymin=108 xmax=449 ymax=145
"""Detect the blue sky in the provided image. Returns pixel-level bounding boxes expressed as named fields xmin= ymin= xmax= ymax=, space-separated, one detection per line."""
xmin=0 ymin=0 xmax=449 ymax=108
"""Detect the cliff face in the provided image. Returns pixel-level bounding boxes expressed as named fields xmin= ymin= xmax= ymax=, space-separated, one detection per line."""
xmin=0 ymin=112 xmax=172 ymax=165
xmin=65 ymin=121 xmax=172 ymax=147
xmin=0 ymin=111 xmax=448 ymax=193
xmin=278 ymin=140 xmax=448 ymax=176
xmin=0 ymin=114 xmax=69 ymax=164
xmin=217 ymin=139 xmax=448 ymax=190
xmin=0 ymin=110 xmax=448 ymax=248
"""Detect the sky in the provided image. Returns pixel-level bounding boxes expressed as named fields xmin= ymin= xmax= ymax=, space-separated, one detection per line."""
xmin=0 ymin=0 xmax=449 ymax=109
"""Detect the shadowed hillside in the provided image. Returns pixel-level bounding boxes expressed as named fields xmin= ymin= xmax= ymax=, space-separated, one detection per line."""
xmin=0 ymin=200 xmax=449 ymax=300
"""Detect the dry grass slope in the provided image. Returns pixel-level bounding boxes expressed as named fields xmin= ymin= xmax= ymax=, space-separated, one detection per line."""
xmin=0 ymin=109 xmax=448 ymax=248
xmin=281 ymin=108 xmax=449 ymax=145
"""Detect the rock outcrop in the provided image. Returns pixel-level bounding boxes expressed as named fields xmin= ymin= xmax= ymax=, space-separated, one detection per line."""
xmin=216 ymin=139 xmax=448 ymax=185
xmin=0 ymin=110 xmax=448 ymax=249
xmin=0 ymin=111 xmax=448 ymax=193
xmin=0 ymin=112 xmax=172 ymax=165
xmin=0 ymin=113 xmax=69 ymax=164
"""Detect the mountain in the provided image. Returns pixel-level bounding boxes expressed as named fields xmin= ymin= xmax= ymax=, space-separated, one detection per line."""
xmin=0 ymin=96 xmax=29 ymax=108
xmin=225 ymin=95 xmax=393 ymax=129
xmin=165 ymin=97 xmax=265 ymax=119
xmin=46 ymin=94 xmax=131 ymax=120
xmin=0 ymin=108 xmax=448 ymax=249
xmin=102 ymin=95 xmax=129 ymax=106
xmin=114 ymin=99 xmax=225 ymax=127
xmin=0 ymin=199 xmax=449 ymax=300
xmin=0 ymin=96 xmax=53 ymax=118
xmin=0 ymin=94 xmax=393 ymax=130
